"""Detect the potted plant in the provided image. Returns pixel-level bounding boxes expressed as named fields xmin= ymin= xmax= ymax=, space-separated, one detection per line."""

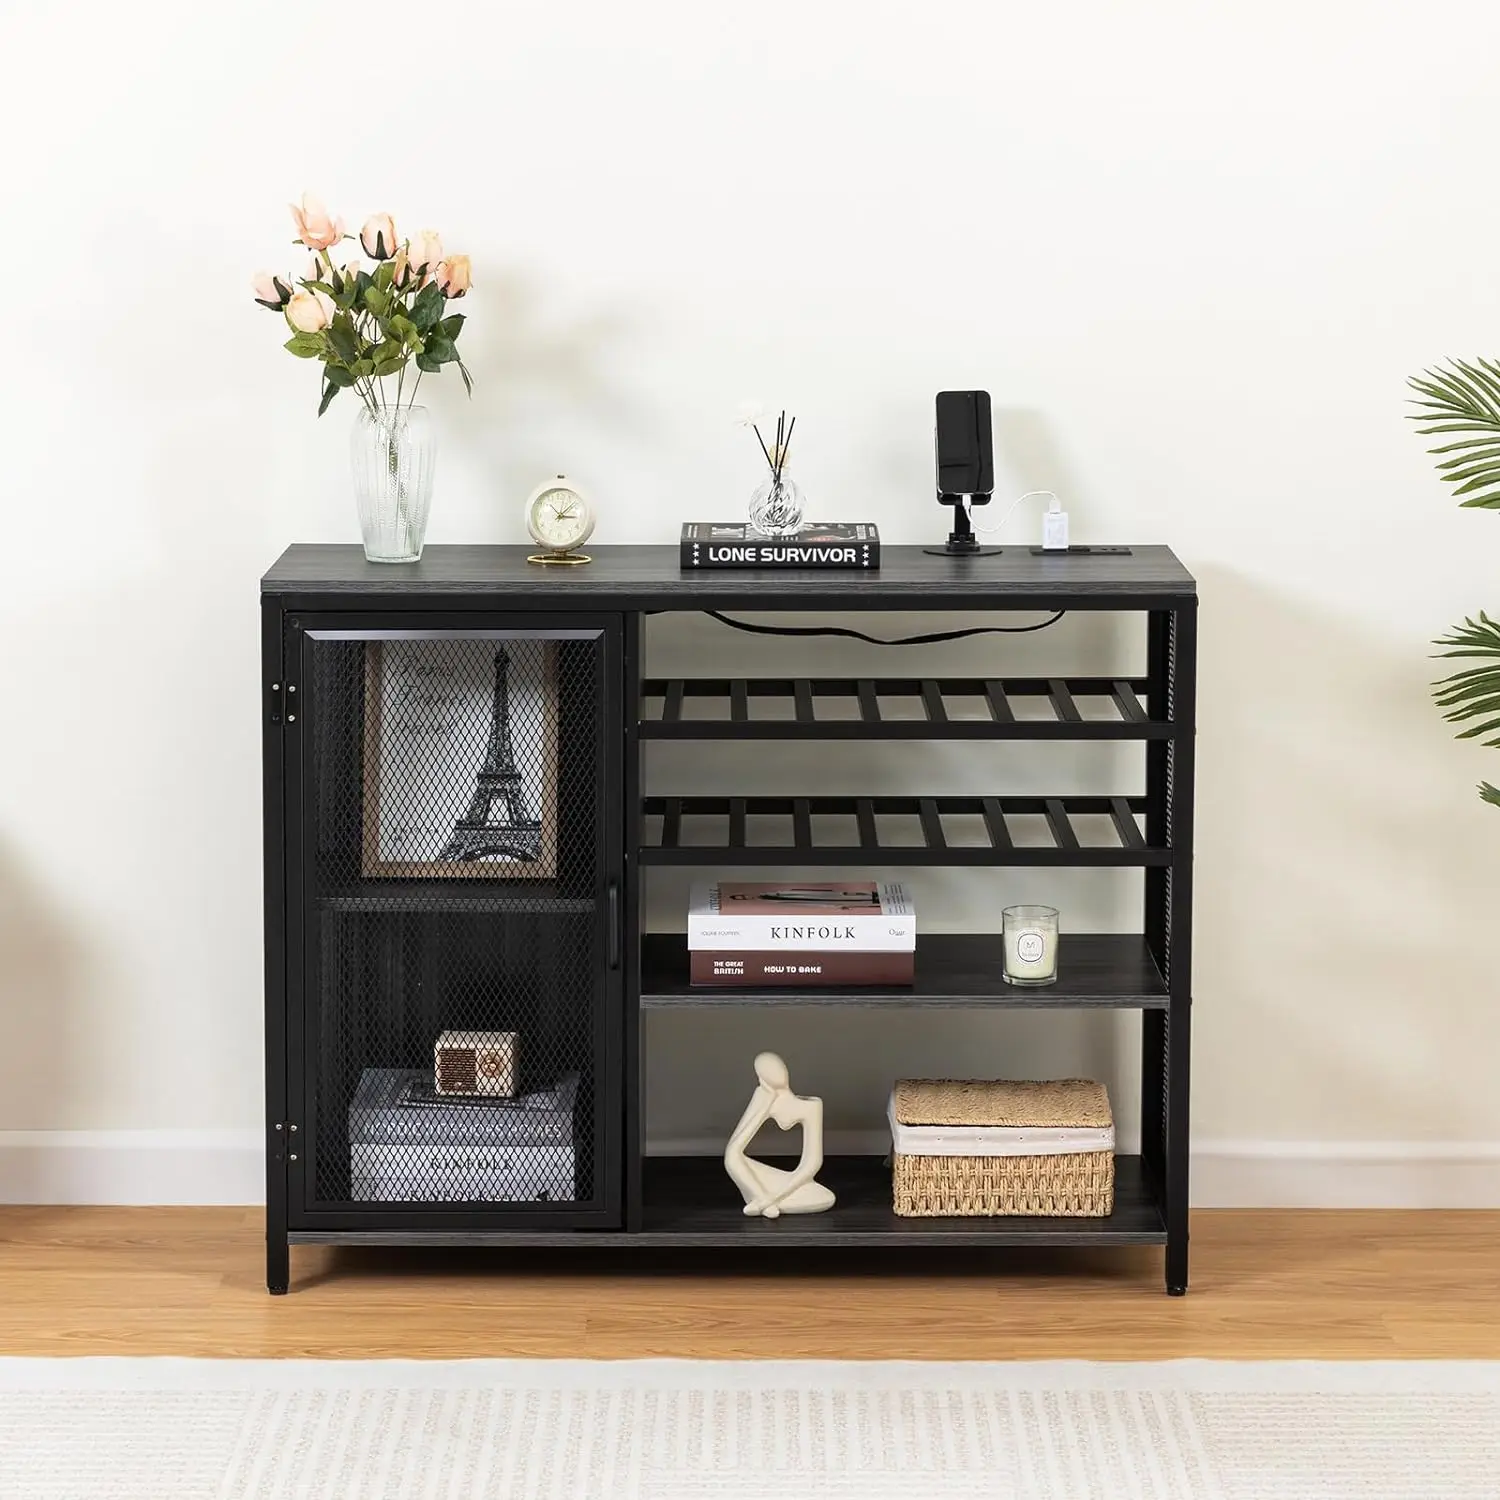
xmin=252 ymin=194 xmax=473 ymax=562
xmin=1409 ymin=359 xmax=1500 ymax=808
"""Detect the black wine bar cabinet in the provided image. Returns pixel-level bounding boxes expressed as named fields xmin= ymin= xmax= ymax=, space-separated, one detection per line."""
xmin=261 ymin=544 xmax=1196 ymax=1294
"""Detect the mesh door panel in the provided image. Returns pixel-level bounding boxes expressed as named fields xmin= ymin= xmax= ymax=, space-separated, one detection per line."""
xmin=303 ymin=633 xmax=604 ymax=1211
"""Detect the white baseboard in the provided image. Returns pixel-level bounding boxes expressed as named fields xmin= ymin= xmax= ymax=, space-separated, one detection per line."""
xmin=0 ymin=1130 xmax=263 ymax=1206
xmin=3 ymin=1130 xmax=1498 ymax=1208
xmin=1187 ymin=1139 xmax=1500 ymax=1210
xmin=649 ymin=1133 xmax=1500 ymax=1210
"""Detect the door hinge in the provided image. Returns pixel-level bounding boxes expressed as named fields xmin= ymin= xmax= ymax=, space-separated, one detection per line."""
xmin=270 ymin=1120 xmax=300 ymax=1164
xmin=268 ymin=679 xmax=299 ymax=728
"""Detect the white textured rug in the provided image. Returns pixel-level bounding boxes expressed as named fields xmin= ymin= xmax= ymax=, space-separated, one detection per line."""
xmin=0 ymin=1358 xmax=1497 ymax=1499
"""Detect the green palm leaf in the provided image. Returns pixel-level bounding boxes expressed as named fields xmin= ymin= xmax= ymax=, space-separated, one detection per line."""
xmin=1433 ymin=612 xmax=1500 ymax=748
xmin=1408 ymin=359 xmax=1500 ymax=509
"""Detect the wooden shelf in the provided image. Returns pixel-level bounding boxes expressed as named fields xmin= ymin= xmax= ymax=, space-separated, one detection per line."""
xmin=641 ymin=676 xmax=1170 ymax=740
xmin=639 ymin=933 xmax=1168 ymax=1008
xmin=290 ymin=1156 xmax=1164 ymax=1247
xmin=639 ymin=1155 xmax=1164 ymax=1245
xmin=640 ymin=795 xmax=1163 ymax=867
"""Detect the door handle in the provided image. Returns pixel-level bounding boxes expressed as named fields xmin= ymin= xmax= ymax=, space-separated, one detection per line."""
xmin=607 ymin=881 xmax=620 ymax=970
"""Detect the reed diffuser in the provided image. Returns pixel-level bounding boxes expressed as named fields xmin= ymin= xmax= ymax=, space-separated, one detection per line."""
xmin=741 ymin=406 xmax=805 ymax=537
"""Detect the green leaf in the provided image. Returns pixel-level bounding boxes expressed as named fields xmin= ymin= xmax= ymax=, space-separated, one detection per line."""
xmin=305 ymin=279 xmax=337 ymax=298
xmin=364 ymin=287 xmax=392 ymax=318
xmin=415 ymin=351 xmax=442 ymax=373
xmin=458 ymin=360 xmax=473 ymax=397
xmin=1430 ymin=614 xmax=1500 ymax=750
xmin=325 ymin=364 xmax=355 ymax=388
xmin=439 ymin=313 xmax=466 ymax=340
xmin=1453 ymin=715 xmax=1500 ymax=745
xmin=425 ymin=334 xmax=456 ymax=365
xmin=1408 ymin=360 xmax=1500 ymax=508
xmin=390 ymin=314 xmax=417 ymax=344
xmin=411 ymin=281 xmax=444 ymax=333
xmin=327 ymin=313 xmax=360 ymax=364
xmin=370 ymin=340 xmax=406 ymax=378
xmin=317 ymin=381 xmax=339 ymax=417
xmin=374 ymin=261 xmax=395 ymax=292
xmin=352 ymin=358 xmax=374 ymax=378
xmin=1480 ymin=783 xmax=1500 ymax=809
xmin=283 ymin=332 xmax=324 ymax=358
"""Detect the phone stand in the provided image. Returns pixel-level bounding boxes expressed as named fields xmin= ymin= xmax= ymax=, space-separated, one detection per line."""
xmin=923 ymin=494 xmax=1002 ymax=558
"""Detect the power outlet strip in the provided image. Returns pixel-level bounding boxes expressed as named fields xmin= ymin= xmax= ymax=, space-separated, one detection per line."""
xmin=1028 ymin=545 xmax=1133 ymax=555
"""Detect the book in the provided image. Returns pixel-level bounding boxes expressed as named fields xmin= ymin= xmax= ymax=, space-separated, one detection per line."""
xmin=349 ymin=1069 xmax=578 ymax=1146
xmin=690 ymin=950 xmax=915 ymax=987
xmin=352 ymin=1151 xmax=576 ymax=1204
xmin=349 ymin=1141 xmax=576 ymax=1177
xmin=680 ymin=522 xmax=879 ymax=570
xmin=687 ymin=881 xmax=915 ymax=952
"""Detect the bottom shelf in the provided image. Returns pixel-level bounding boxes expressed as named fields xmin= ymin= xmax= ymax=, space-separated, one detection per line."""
xmin=289 ymin=1155 xmax=1163 ymax=1247
xmin=639 ymin=1154 xmax=1163 ymax=1246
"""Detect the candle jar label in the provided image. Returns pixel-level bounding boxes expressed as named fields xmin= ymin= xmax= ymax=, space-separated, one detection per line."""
xmin=1016 ymin=931 xmax=1045 ymax=964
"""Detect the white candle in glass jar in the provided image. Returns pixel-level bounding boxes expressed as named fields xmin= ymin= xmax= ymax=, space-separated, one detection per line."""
xmin=1002 ymin=905 xmax=1059 ymax=986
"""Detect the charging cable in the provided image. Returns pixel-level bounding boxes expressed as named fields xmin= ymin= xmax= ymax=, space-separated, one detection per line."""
xmin=961 ymin=489 xmax=1058 ymax=537
xmin=702 ymin=609 xmax=1067 ymax=644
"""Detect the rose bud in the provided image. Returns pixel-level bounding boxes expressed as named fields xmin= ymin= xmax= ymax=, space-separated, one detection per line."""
xmin=435 ymin=254 xmax=472 ymax=298
xmin=251 ymin=270 xmax=293 ymax=310
xmin=360 ymin=213 xmax=396 ymax=260
xmin=407 ymin=228 xmax=444 ymax=276
xmin=337 ymin=258 xmax=363 ymax=292
xmin=289 ymin=192 xmax=344 ymax=251
xmin=285 ymin=290 xmax=335 ymax=333
xmin=389 ymin=246 xmax=413 ymax=290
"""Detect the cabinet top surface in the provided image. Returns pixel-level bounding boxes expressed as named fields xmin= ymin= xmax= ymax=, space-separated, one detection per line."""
xmin=262 ymin=543 xmax=1195 ymax=601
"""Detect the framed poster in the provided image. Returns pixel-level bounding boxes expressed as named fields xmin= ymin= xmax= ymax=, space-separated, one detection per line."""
xmin=361 ymin=638 xmax=559 ymax=879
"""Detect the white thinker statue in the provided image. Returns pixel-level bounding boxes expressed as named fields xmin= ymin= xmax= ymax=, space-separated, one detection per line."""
xmin=723 ymin=1052 xmax=836 ymax=1218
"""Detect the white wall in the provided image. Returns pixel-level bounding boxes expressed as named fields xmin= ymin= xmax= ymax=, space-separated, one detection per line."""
xmin=2 ymin=0 xmax=1497 ymax=1204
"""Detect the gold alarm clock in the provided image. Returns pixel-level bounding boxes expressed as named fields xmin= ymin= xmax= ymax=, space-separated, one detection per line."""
xmin=525 ymin=476 xmax=596 ymax=565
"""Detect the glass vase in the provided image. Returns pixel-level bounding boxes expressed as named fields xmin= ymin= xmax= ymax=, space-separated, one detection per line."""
xmin=748 ymin=474 xmax=805 ymax=537
xmin=351 ymin=404 xmax=436 ymax=563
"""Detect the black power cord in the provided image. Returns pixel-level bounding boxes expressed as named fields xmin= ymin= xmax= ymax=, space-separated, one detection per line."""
xmin=700 ymin=608 xmax=1067 ymax=646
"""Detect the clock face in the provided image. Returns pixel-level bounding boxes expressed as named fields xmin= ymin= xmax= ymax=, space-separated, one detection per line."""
xmin=526 ymin=481 xmax=595 ymax=552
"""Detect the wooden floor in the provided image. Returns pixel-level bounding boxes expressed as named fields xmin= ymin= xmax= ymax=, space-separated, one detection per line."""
xmin=0 ymin=1208 xmax=1496 ymax=1360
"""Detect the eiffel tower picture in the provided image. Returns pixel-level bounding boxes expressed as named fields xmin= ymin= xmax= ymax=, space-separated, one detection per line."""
xmin=440 ymin=648 xmax=545 ymax=863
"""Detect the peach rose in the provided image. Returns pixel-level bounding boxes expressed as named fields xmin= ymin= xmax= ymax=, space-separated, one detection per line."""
xmin=251 ymin=270 xmax=292 ymax=309
xmin=285 ymin=289 xmax=335 ymax=333
xmin=289 ymin=192 xmax=344 ymax=251
xmin=360 ymin=213 xmax=396 ymax=260
xmin=435 ymin=254 xmax=471 ymax=298
xmin=390 ymin=246 xmax=414 ymax=290
xmin=407 ymin=228 xmax=444 ymax=276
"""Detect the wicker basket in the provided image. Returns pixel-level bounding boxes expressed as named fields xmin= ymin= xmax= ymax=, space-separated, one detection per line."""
xmin=891 ymin=1078 xmax=1114 ymax=1218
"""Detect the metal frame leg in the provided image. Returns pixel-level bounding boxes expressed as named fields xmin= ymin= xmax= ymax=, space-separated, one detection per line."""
xmin=1163 ymin=602 xmax=1196 ymax=1295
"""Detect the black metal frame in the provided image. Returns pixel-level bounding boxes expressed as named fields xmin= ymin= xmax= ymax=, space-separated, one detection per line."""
xmin=262 ymin=547 xmax=1195 ymax=1294
xmin=262 ymin=605 xmax=626 ymax=1290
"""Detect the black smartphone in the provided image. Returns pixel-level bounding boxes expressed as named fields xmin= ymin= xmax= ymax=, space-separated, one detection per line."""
xmin=935 ymin=390 xmax=994 ymax=500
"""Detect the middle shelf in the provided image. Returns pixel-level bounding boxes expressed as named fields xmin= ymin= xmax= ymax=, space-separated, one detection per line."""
xmin=640 ymin=932 xmax=1168 ymax=1008
xmin=640 ymin=795 xmax=1164 ymax=866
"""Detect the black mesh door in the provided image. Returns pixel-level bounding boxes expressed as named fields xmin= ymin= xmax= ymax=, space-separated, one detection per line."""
xmin=290 ymin=623 xmax=620 ymax=1226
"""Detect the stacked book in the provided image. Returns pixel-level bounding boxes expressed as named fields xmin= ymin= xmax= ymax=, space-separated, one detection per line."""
xmin=348 ymin=1069 xmax=579 ymax=1203
xmin=679 ymin=521 xmax=879 ymax=570
xmin=687 ymin=880 xmax=915 ymax=986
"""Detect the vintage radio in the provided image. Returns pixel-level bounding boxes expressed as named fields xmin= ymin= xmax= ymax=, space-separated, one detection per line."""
xmin=433 ymin=1030 xmax=519 ymax=1097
